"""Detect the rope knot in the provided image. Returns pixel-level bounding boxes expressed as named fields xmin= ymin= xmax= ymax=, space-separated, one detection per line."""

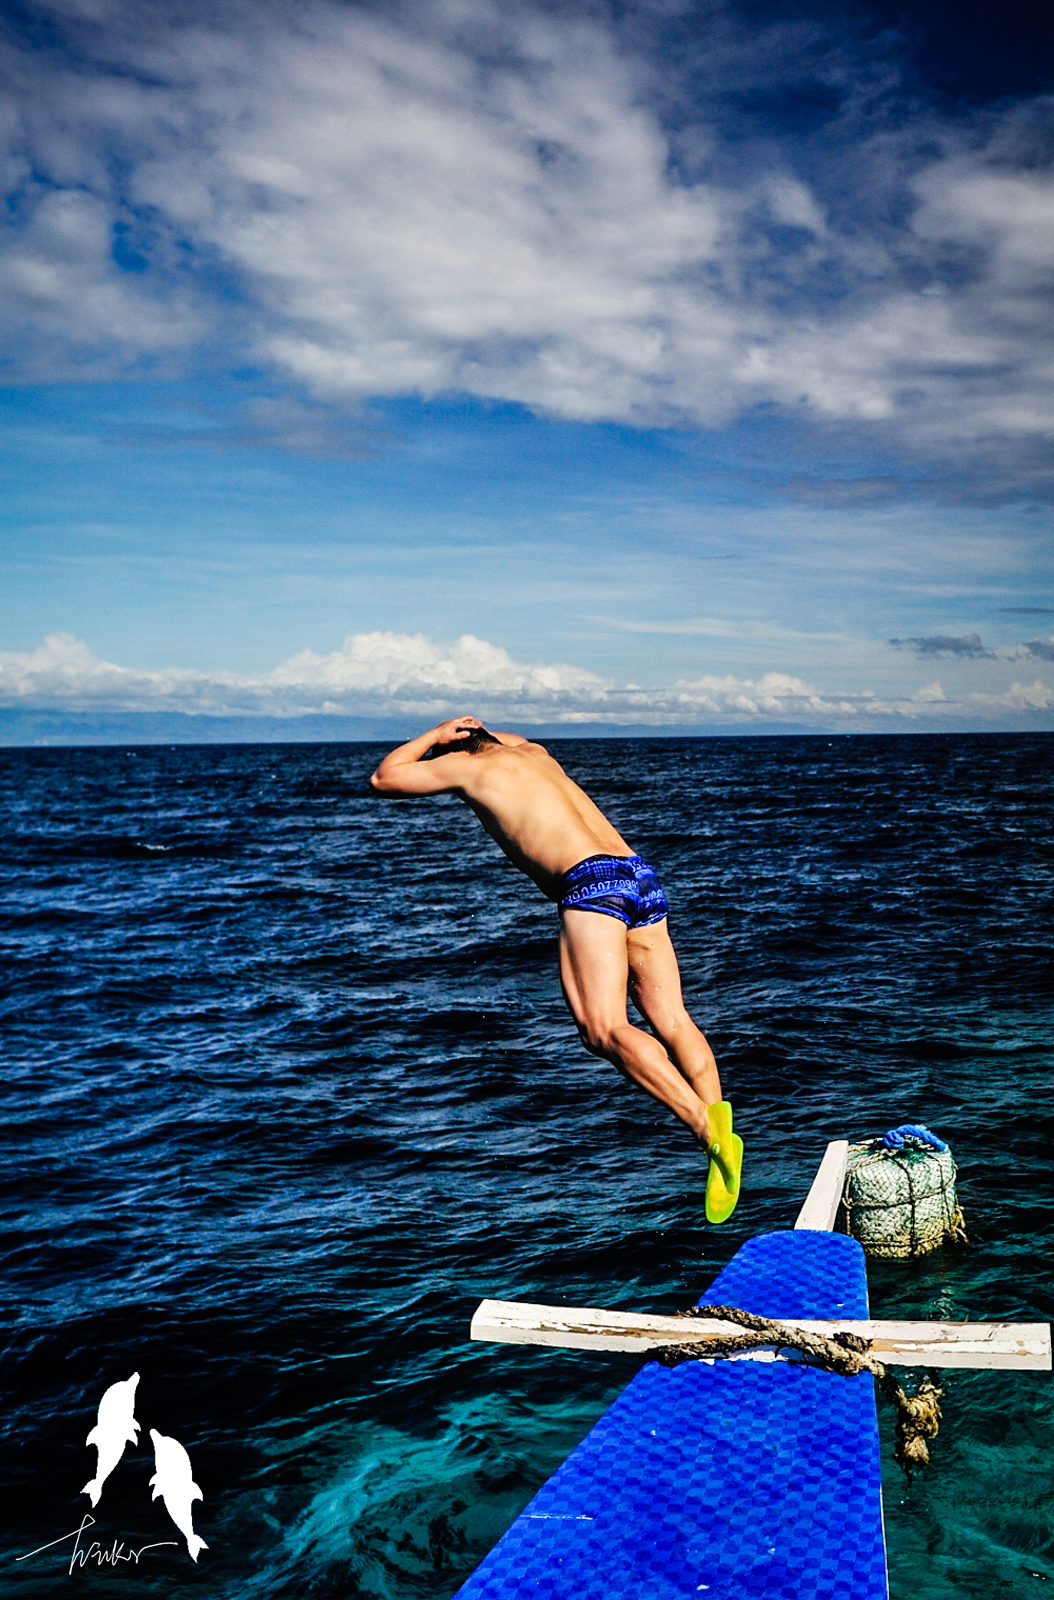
xmin=880 ymin=1374 xmax=943 ymax=1476
xmin=661 ymin=1304 xmax=943 ymax=1478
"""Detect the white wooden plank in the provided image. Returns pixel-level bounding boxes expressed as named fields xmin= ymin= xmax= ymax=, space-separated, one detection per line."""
xmin=470 ymin=1298 xmax=1051 ymax=1372
xmin=794 ymin=1139 xmax=850 ymax=1231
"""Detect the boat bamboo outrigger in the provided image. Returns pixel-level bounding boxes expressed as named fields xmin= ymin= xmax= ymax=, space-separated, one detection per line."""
xmin=455 ymin=1140 xmax=1051 ymax=1600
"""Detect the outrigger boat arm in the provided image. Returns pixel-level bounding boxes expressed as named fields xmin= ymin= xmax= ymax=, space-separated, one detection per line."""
xmin=470 ymin=1297 xmax=1051 ymax=1371
xmin=793 ymin=1138 xmax=849 ymax=1231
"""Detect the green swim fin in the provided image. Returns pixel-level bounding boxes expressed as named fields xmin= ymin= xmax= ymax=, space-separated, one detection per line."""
xmin=705 ymin=1100 xmax=743 ymax=1224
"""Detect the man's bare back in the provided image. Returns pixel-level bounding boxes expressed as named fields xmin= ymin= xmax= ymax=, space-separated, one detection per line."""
xmin=370 ymin=718 xmax=742 ymax=1217
xmin=372 ymin=717 xmax=632 ymax=895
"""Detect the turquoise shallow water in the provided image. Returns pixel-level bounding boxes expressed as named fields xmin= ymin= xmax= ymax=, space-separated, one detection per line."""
xmin=1 ymin=734 xmax=1051 ymax=1597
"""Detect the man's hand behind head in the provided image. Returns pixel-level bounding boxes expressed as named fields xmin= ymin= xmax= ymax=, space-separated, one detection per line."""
xmin=429 ymin=716 xmax=483 ymax=751
xmin=430 ymin=718 xmax=507 ymax=757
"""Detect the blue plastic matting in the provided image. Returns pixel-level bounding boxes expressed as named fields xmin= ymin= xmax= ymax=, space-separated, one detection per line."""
xmin=454 ymin=1231 xmax=888 ymax=1600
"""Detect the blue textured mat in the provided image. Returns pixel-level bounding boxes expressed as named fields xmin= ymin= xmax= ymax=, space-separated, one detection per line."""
xmin=455 ymin=1231 xmax=888 ymax=1600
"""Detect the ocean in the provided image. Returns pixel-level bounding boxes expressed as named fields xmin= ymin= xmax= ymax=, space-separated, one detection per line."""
xmin=2 ymin=734 xmax=1051 ymax=1598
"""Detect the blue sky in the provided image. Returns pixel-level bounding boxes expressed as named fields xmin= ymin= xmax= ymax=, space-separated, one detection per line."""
xmin=2 ymin=0 xmax=1052 ymax=737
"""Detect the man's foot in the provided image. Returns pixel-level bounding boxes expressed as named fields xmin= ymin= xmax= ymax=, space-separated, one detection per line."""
xmin=704 ymin=1101 xmax=743 ymax=1224
xmin=691 ymin=1115 xmax=711 ymax=1152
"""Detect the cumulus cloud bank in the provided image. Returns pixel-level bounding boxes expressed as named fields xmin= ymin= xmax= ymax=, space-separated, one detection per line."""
xmin=2 ymin=631 xmax=1050 ymax=726
xmin=3 ymin=0 xmax=1054 ymax=490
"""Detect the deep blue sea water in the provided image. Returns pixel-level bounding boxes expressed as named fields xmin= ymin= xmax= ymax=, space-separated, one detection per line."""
xmin=2 ymin=734 xmax=1052 ymax=1599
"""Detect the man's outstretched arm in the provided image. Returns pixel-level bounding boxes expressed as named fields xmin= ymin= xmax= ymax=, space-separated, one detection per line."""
xmin=369 ymin=718 xmax=482 ymax=796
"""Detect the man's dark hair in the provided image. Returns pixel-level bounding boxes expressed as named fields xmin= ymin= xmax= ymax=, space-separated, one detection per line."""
xmin=461 ymin=725 xmax=501 ymax=754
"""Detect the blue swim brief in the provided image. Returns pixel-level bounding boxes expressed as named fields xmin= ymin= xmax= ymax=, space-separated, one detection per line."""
xmin=558 ymin=853 xmax=669 ymax=929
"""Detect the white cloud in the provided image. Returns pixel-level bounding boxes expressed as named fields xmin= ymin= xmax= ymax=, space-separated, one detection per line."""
xmin=2 ymin=0 xmax=1053 ymax=479
xmin=2 ymin=630 xmax=1049 ymax=726
xmin=0 ymin=173 xmax=202 ymax=372
xmin=912 ymin=681 xmax=947 ymax=703
xmin=971 ymin=678 xmax=1054 ymax=711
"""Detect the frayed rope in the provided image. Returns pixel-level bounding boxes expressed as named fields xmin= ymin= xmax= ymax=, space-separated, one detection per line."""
xmin=654 ymin=1302 xmax=942 ymax=1478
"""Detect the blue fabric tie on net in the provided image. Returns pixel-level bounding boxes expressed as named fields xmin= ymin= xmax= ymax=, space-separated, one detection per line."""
xmin=882 ymin=1123 xmax=947 ymax=1153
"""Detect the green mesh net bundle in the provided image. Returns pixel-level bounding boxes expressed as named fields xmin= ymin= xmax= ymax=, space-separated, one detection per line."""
xmin=843 ymin=1125 xmax=968 ymax=1259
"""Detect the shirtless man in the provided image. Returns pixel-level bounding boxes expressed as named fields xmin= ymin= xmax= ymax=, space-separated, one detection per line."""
xmin=370 ymin=718 xmax=741 ymax=1212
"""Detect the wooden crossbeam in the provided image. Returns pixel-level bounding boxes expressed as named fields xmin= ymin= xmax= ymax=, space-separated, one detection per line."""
xmin=794 ymin=1139 xmax=849 ymax=1231
xmin=471 ymin=1298 xmax=1052 ymax=1372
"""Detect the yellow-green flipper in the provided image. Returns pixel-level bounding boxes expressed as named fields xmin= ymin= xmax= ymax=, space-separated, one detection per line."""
xmin=705 ymin=1101 xmax=743 ymax=1224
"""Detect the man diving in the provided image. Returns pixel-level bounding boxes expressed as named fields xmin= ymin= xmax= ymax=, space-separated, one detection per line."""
xmin=369 ymin=717 xmax=742 ymax=1221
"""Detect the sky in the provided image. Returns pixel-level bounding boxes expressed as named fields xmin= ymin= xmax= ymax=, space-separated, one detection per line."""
xmin=1 ymin=0 xmax=1052 ymax=739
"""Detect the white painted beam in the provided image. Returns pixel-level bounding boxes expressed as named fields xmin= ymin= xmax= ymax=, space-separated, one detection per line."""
xmin=794 ymin=1139 xmax=850 ymax=1231
xmin=470 ymin=1298 xmax=1051 ymax=1372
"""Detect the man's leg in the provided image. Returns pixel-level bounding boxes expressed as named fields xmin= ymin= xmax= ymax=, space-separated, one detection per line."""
xmin=626 ymin=918 xmax=722 ymax=1107
xmin=559 ymin=908 xmax=714 ymax=1145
